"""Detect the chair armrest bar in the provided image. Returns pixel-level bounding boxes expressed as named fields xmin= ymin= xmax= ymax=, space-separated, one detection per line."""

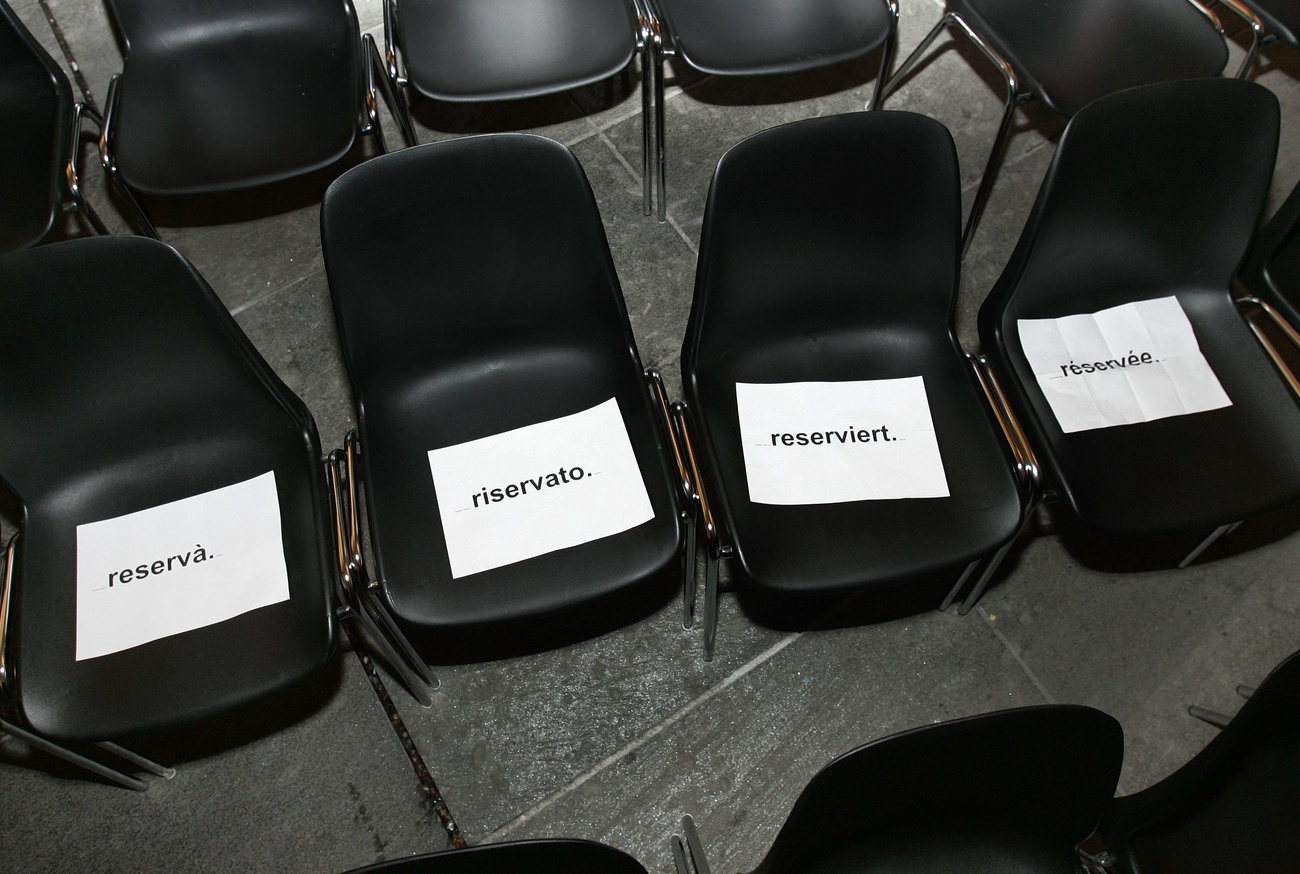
xmin=968 ymin=353 xmax=1042 ymax=495
xmin=647 ymin=371 xmax=695 ymax=505
xmin=0 ymin=534 xmax=15 ymax=690
xmin=1237 ymin=295 xmax=1300 ymax=399
xmin=669 ymin=401 xmax=718 ymax=544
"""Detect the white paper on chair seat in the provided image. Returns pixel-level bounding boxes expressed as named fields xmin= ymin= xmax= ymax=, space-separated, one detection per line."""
xmin=75 ymin=471 xmax=290 ymax=661
xmin=427 ymin=397 xmax=654 ymax=579
xmin=736 ymin=377 xmax=950 ymax=505
xmin=1017 ymin=296 xmax=1232 ymax=434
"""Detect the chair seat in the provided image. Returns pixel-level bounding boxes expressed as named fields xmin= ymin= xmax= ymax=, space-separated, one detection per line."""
xmin=947 ymin=0 xmax=1228 ymax=117
xmin=997 ymin=289 xmax=1300 ymax=537
xmin=111 ymin=14 xmax=362 ymax=194
xmin=696 ymin=334 xmax=1022 ymax=594
xmin=397 ymin=0 xmax=637 ymax=101
xmin=361 ymin=347 xmax=682 ymax=631
xmin=659 ymin=0 xmax=894 ymax=76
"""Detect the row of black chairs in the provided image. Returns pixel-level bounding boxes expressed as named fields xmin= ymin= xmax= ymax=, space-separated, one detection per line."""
xmin=331 ymin=649 xmax=1300 ymax=874
xmin=8 ymin=0 xmax=1300 ymax=247
xmin=3 ymin=76 xmax=1299 ymax=791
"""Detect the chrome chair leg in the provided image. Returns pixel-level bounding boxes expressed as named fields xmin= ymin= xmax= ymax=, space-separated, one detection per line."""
xmin=1178 ymin=520 xmax=1242 ymax=569
xmin=940 ymin=559 xmax=981 ymax=611
xmin=0 ymin=717 xmax=152 ymax=791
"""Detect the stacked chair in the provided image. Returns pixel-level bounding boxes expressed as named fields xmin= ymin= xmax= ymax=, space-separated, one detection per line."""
xmin=0 ymin=0 xmax=107 ymax=252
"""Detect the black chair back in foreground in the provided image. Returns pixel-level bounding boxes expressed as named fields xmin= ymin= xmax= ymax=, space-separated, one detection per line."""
xmin=320 ymin=134 xmax=687 ymax=660
xmin=642 ymin=0 xmax=898 ymax=220
xmin=674 ymin=704 xmax=1124 ymax=873
xmin=0 ymin=0 xmax=107 ymax=252
xmin=1098 ymin=650 xmax=1300 ymax=874
xmin=376 ymin=0 xmax=655 ymax=215
xmin=0 ymin=235 xmax=434 ymax=791
xmin=97 ymin=0 xmax=383 ymax=237
xmin=879 ymin=0 xmax=1237 ymax=254
xmin=341 ymin=838 xmax=650 ymax=873
xmin=679 ymin=111 xmax=1030 ymax=660
xmin=977 ymin=77 xmax=1300 ymax=563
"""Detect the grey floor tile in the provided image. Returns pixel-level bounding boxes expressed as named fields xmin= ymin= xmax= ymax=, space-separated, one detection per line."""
xmin=233 ymin=270 xmax=357 ymax=448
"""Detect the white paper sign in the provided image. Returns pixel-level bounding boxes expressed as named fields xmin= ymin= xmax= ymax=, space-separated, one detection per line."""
xmin=1017 ymin=296 xmax=1232 ymax=434
xmin=75 ymin=471 xmax=290 ymax=661
xmin=427 ymin=398 xmax=655 ymax=578
xmin=736 ymin=377 xmax=950 ymax=505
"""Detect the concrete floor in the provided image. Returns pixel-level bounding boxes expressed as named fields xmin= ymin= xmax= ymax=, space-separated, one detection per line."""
xmin=2 ymin=0 xmax=1299 ymax=871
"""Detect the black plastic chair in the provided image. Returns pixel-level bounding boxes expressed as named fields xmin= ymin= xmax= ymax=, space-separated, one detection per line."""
xmin=880 ymin=0 xmax=1245 ymax=255
xmin=0 ymin=0 xmax=107 ymax=253
xmin=674 ymin=704 xmax=1124 ymax=873
xmin=0 ymin=235 xmax=433 ymax=790
xmin=978 ymin=78 xmax=1300 ymax=564
xmin=642 ymin=0 xmax=899 ymax=221
xmin=376 ymin=0 xmax=655 ymax=213
xmin=320 ymin=134 xmax=687 ymax=659
xmin=97 ymin=0 xmax=383 ymax=237
xmin=1097 ymin=650 xmax=1300 ymax=874
xmin=679 ymin=111 xmax=1030 ymax=660
xmin=340 ymin=839 xmax=650 ymax=873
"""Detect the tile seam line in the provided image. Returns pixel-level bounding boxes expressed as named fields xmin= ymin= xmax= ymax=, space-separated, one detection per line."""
xmin=229 ymin=265 xmax=323 ymax=317
xmin=489 ymin=631 xmax=801 ymax=839
xmin=976 ymin=604 xmax=1057 ymax=704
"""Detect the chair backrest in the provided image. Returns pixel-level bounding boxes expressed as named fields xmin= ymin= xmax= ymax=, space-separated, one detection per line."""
xmin=340 ymin=839 xmax=650 ymax=873
xmin=980 ymin=77 xmax=1278 ymax=336
xmin=685 ymin=110 xmax=961 ymax=382
xmin=322 ymin=134 xmax=640 ymax=421
xmin=1100 ymin=651 xmax=1300 ymax=873
xmin=0 ymin=235 xmax=335 ymax=739
xmin=750 ymin=705 xmax=1123 ymax=873
xmin=0 ymin=0 xmax=73 ymax=253
xmin=104 ymin=0 xmax=355 ymax=58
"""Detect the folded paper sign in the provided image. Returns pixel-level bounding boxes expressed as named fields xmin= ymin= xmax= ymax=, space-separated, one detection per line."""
xmin=76 ymin=471 xmax=290 ymax=661
xmin=736 ymin=377 xmax=950 ymax=505
xmin=427 ymin=398 xmax=654 ymax=578
xmin=1017 ymin=296 xmax=1231 ymax=434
